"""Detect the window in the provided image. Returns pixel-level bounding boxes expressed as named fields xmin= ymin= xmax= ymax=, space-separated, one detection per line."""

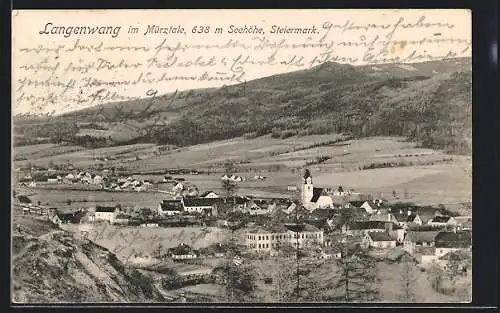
xmin=301 ymin=234 xmax=304 ymax=239
xmin=258 ymin=244 xmax=261 ymax=248
xmin=266 ymin=244 xmax=269 ymax=248
xmin=258 ymin=236 xmax=261 ymax=240
xmin=266 ymin=236 xmax=269 ymax=240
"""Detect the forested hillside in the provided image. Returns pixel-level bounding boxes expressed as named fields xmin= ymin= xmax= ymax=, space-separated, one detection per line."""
xmin=13 ymin=58 xmax=471 ymax=154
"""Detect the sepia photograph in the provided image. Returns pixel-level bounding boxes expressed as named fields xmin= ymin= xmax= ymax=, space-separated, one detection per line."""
xmin=11 ymin=9 xmax=472 ymax=304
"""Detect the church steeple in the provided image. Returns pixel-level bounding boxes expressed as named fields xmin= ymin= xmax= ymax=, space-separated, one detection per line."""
xmin=301 ymin=169 xmax=314 ymax=205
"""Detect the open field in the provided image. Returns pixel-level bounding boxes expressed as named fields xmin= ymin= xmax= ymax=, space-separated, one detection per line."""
xmin=22 ymin=188 xmax=170 ymax=210
xmin=13 ymin=136 xmax=471 ymax=208
xmin=14 ymin=144 xmax=86 ymax=161
xmin=14 ymin=143 xmax=158 ymax=168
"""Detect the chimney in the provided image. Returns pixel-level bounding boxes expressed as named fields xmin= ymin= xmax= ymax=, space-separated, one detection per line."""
xmin=385 ymin=221 xmax=393 ymax=232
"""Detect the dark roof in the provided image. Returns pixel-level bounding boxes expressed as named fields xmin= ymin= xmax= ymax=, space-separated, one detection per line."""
xmin=430 ymin=216 xmax=453 ymax=223
xmin=168 ymin=243 xmax=197 ymax=256
xmin=115 ymin=214 xmax=129 ymax=219
xmin=348 ymin=201 xmax=365 ymax=208
xmin=367 ymin=232 xmax=395 ymax=242
xmin=160 ymin=200 xmax=184 ymax=211
xmin=308 ymin=208 xmax=336 ymax=220
xmin=393 ymin=213 xmax=418 ymax=223
xmin=342 ymin=207 xmax=368 ymax=216
xmin=347 ymin=220 xmax=388 ymax=230
xmin=183 ymin=197 xmax=216 ymax=207
xmin=95 ymin=206 xmax=117 ymax=213
xmin=247 ymin=225 xmax=289 ymax=234
xmin=405 ymin=231 xmax=440 ymax=243
xmin=435 ymin=231 xmax=471 ymax=248
xmin=311 ymin=188 xmax=329 ymax=203
xmin=57 ymin=213 xmax=75 ymax=221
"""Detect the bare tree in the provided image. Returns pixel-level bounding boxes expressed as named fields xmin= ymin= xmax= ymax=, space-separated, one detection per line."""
xmin=153 ymin=243 xmax=164 ymax=259
xmin=222 ymin=160 xmax=238 ymax=203
xmin=399 ymin=258 xmax=417 ymax=302
xmin=332 ymin=245 xmax=380 ymax=302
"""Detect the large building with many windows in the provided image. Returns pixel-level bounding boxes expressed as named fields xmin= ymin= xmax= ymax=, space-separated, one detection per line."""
xmin=246 ymin=223 xmax=324 ymax=252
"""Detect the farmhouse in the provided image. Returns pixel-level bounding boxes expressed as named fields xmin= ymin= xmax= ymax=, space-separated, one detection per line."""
xmin=319 ymin=246 xmax=342 ymax=259
xmin=247 ymin=201 xmax=270 ymax=215
xmin=158 ymin=199 xmax=184 ymax=216
xmin=434 ymin=231 xmax=472 ymax=258
xmin=246 ymin=223 xmax=323 ymax=253
xmin=182 ymin=197 xmax=215 ymax=215
xmin=403 ymin=231 xmax=440 ymax=255
xmin=362 ymin=232 xmax=397 ymax=249
xmin=394 ymin=210 xmax=422 ymax=226
xmin=168 ymin=243 xmax=199 ymax=260
xmin=360 ymin=200 xmax=384 ymax=214
xmin=94 ymin=206 xmax=120 ymax=222
xmin=301 ymin=171 xmax=333 ymax=210
xmin=427 ymin=215 xmax=458 ymax=228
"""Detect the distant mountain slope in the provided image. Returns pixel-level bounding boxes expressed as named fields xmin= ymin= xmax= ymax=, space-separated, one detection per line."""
xmin=12 ymin=216 xmax=164 ymax=303
xmin=13 ymin=58 xmax=471 ymax=154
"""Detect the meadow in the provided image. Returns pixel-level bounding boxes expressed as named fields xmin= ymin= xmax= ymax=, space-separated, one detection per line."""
xmin=14 ymin=135 xmax=471 ymax=209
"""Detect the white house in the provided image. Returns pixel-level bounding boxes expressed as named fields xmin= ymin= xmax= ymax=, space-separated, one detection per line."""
xmin=182 ymin=198 xmax=214 ymax=215
xmin=94 ymin=206 xmax=120 ymax=223
xmin=248 ymin=202 xmax=270 ymax=215
xmin=362 ymin=232 xmax=397 ymax=249
xmin=319 ymin=246 xmax=342 ymax=259
xmin=427 ymin=216 xmax=458 ymax=228
xmin=173 ymin=182 xmax=184 ymax=193
xmin=360 ymin=200 xmax=383 ymax=215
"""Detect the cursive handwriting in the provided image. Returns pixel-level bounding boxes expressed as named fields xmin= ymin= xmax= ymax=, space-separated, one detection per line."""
xmin=13 ymin=13 xmax=471 ymax=116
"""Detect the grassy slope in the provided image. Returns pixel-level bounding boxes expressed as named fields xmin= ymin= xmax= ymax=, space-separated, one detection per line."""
xmin=12 ymin=215 xmax=165 ymax=303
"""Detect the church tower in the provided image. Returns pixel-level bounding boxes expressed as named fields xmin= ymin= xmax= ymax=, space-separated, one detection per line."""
xmin=301 ymin=169 xmax=314 ymax=205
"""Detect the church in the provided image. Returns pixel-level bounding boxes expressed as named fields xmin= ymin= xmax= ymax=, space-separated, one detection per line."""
xmin=301 ymin=169 xmax=333 ymax=211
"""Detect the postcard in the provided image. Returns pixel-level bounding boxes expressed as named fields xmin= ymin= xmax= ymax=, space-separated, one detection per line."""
xmin=12 ymin=9 xmax=472 ymax=304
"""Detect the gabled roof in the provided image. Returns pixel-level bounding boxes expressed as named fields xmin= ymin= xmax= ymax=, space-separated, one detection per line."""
xmin=367 ymin=232 xmax=395 ymax=242
xmin=95 ymin=206 xmax=117 ymax=213
xmin=405 ymin=231 xmax=440 ymax=243
xmin=183 ymin=197 xmax=216 ymax=207
xmin=435 ymin=231 xmax=471 ymax=248
xmin=311 ymin=188 xmax=329 ymax=203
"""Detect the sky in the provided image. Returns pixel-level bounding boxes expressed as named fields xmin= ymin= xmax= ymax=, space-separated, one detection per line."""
xmin=12 ymin=9 xmax=471 ymax=116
